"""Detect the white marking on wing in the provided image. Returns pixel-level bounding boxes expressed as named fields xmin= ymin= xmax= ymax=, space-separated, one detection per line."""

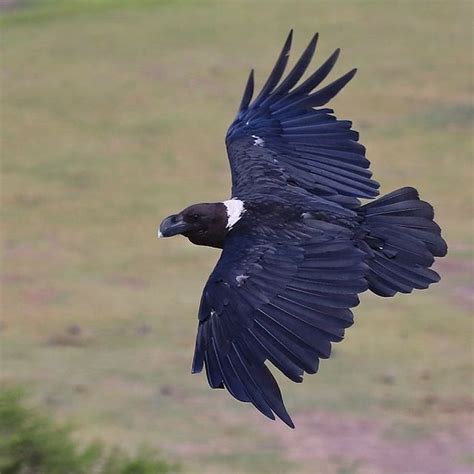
xmin=236 ymin=274 xmax=249 ymax=286
xmin=251 ymin=134 xmax=265 ymax=147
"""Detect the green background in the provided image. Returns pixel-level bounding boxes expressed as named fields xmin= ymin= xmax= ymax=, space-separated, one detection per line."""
xmin=2 ymin=1 xmax=473 ymax=473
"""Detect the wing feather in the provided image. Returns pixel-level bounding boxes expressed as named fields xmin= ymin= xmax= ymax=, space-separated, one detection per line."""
xmin=226 ymin=32 xmax=379 ymax=208
xmin=238 ymin=69 xmax=254 ymax=113
xmin=252 ymin=30 xmax=293 ymax=106
xmin=192 ymin=224 xmax=368 ymax=427
xmin=270 ymin=33 xmax=318 ymax=97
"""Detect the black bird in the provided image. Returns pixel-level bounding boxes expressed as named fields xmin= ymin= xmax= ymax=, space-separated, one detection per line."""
xmin=159 ymin=31 xmax=447 ymax=428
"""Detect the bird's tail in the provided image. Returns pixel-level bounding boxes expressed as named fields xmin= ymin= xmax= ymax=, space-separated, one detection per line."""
xmin=357 ymin=187 xmax=447 ymax=297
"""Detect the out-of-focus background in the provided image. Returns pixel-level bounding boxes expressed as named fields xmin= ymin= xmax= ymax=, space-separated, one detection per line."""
xmin=1 ymin=1 xmax=473 ymax=473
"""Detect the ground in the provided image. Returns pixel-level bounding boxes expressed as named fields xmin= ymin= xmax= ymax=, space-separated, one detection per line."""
xmin=1 ymin=1 xmax=473 ymax=473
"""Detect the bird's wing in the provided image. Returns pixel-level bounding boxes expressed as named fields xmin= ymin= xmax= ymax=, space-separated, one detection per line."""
xmin=191 ymin=219 xmax=368 ymax=427
xmin=226 ymin=31 xmax=379 ymax=209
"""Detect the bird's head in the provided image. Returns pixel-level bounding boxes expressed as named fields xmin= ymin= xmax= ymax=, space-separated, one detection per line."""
xmin=158 ymin=200 xmax=244 ymax=248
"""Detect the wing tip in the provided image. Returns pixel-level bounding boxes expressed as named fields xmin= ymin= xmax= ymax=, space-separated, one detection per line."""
xmin=305 ymin=31 xmax=319 ymax=56
xmin=238 ymin=68 xmax=255 ymax=114
xmin=282 ymin=29 xmax=293 ymax=57
xmin=278 ymin=409 xmax=295 ymax=428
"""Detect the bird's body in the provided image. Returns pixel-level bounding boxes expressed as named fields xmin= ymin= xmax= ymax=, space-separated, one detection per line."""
xmin=159 ymin=31 xmax=447 ymax=428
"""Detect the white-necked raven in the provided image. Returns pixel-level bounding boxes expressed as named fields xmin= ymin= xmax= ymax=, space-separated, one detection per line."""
xmin=159 ymin=32 xmax=447 ymax=428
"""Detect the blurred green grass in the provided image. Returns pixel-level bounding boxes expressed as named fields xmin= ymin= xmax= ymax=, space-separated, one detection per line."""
xmin=2 ymin=1 xmax=473 ymax=473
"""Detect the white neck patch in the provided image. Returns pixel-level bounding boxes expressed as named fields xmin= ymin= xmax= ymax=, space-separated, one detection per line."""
xmin=223 ymin=199 xmax=245 ymax=229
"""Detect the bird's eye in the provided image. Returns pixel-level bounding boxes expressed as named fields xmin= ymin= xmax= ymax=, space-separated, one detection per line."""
xmin=192 ymin=214 xmax=200 ymax=220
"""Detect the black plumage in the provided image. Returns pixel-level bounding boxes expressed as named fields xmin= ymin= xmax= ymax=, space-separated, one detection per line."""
xmin=159 ymin=31 xmax=447 ymax=428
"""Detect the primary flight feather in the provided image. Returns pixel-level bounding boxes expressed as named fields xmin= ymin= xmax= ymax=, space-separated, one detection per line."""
xmin=158 ymin=31 xmax=447 ymax=428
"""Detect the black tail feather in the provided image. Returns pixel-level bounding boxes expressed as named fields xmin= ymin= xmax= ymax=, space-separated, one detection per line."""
xmin=358 ymin=187 xmax=447 ymax=297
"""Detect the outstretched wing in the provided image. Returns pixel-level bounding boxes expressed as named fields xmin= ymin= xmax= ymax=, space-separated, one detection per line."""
xmin=226 ymin=31 xmax=379 ymax=209
xmin=191 ymin=220 xmax=368 ymax=427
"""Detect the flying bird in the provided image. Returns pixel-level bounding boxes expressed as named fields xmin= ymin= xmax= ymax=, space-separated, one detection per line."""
xmin=158 ymin=31 xmax=447 ymax=428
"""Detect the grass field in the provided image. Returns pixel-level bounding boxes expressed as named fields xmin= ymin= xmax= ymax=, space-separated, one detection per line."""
xmin=2 ymin=1 xmax=473 ymax=473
